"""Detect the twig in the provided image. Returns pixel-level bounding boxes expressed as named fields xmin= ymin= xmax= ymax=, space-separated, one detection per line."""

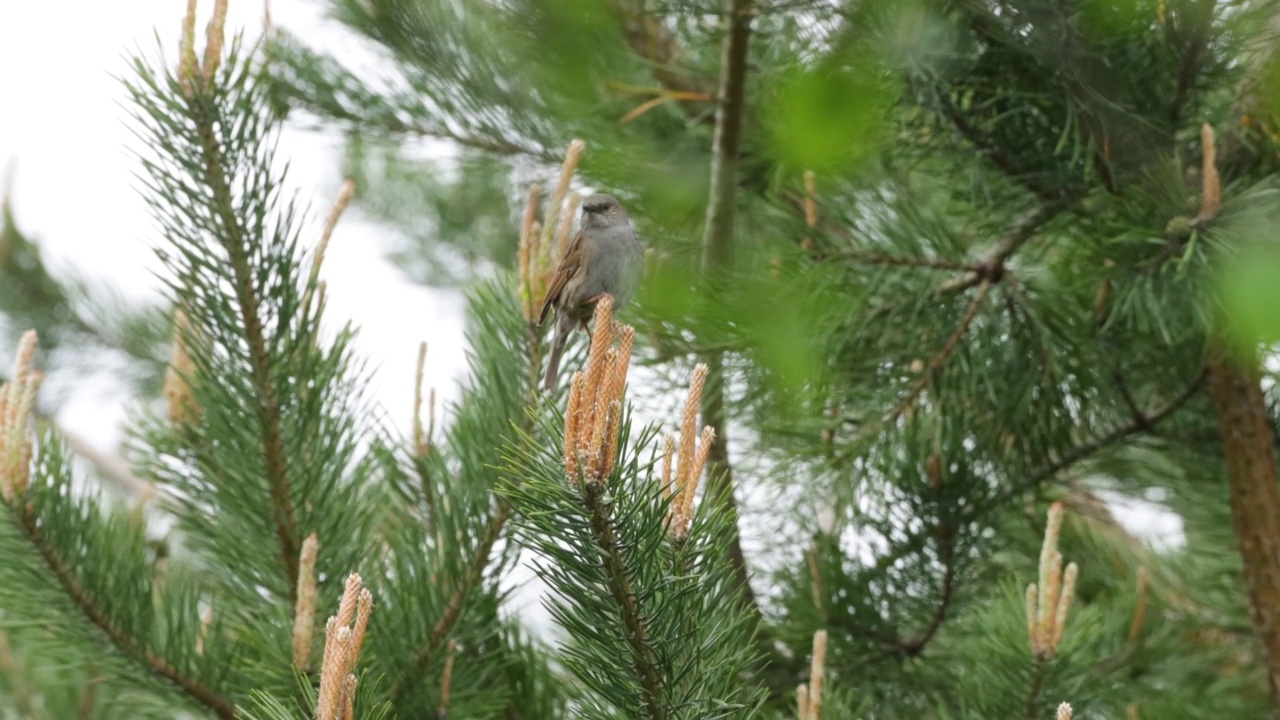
xmin=933 ymin=90 xmax=1064 ymax=203
xmin=189 ymin=84 xmax=301 ymax=602
xmin=437 ymin=639 xmax=456 ymax=719
xmin=901 ymin=479 xmax=959 ymax=656
xmin=997 ymin=367 xmax=1207 ymax=503
xmin=1168 ymin=2 xmax=1213 ymax=126
xmin=697 ymin=0 xmax=760 ymax=623
xmin=613 ymin=1 xmax=716 ymax=124
xmin=833 ymin=251 xmax=982 ymax=273
xmin=394 ymin=501 xmax=510 ymax=705
xmin=889 ymin=539 xmax=957 ymax=657
xmin=859 ymin=280 xmax=992 ymax=440
xmin=861 ymin=203 xmax=1066 ymax=321
xmin=860 ymin=367 xmax=1206 ymax=590
xmin=1022 ymin=658 xmax=1049 ymax=720
xmin=839 ymin=457 xmax=960 ymax=659
xmin=1107 ymin=358 xmax=1147 ymax=427
xmin=14 ymin=505 xmax=235 ymax=718
xmin=394 ymin=202 xmax=560 ymax=704
xmin=353 ymin=114 xmax=542 ymax=159
xmin=619 ymin=91 xmax=712 ymax=123
xmin=583 ymin=482 xmax=666 ymax=720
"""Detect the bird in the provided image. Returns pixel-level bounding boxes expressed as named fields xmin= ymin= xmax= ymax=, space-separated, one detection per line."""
xmin=538 ymin=192 xmax=643 ymax=392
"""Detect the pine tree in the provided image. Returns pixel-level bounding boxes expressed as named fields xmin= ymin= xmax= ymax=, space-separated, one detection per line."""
xmin=3 ymin=0 xmax=1280 ymax=718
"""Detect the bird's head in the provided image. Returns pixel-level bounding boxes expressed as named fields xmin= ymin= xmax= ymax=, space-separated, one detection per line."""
xmin=581 ymin=193 xmax=628 ymax=227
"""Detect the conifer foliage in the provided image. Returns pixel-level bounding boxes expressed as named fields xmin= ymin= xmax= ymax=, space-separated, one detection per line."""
xmin=2 ymin=0 xmax=1280 ymax=719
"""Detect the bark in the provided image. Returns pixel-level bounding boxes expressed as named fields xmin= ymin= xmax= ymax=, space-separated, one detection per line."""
xmin=1207 ymin=342 xmax=1280 ymax=715
xmin=698 ymin=0 xmax=758 ymax=617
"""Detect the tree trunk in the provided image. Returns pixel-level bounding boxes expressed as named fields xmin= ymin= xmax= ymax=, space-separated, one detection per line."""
xmin=698 ymin=0 xmax=757 ymax=616
xmin=1207 ymin=342 xmax=1280 ymax=715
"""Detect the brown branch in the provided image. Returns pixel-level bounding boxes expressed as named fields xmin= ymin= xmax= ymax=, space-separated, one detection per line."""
xmin=191 ymin=100 xmax=301 ymax=603
xmin=893 ymin=279 xmax=990 ymax=417
xmin=393 ymin=499 xmax=511 ymax=706
xmin=613 ymin=1 xmax=715 ymax=124
xmin=1168 ymin=2 xmax=1214 ymax=126
xmin=905 ymin=572 xmax=956 ymax=654
xmin=897 ymin=447 xmax=959 ymax=657
xmin=1109 ymin=366 xmax=1147 ymax=428
xmin=998 ymin=367 xmax=1207 ymax=504
xmin=843 ymin=446 xmax=960 ymax=660
xmin=1022 ymin=657 xmax=1050 ymax=720
xmin=860 ymin=202 xmax=1066 ymax=322
xmin=698 ymin=0 xmax=760 ymax=623
xmin=933 ymin=91 xmax=1064 ymax=203
xmin=584 ymin=483 xmax=667 ymax=719
xmin=1206 ymin=342 xmax=1280 ymax=712
xmin=860 ymin=280 xmax=993 ymax=439
xmin=394 ymin=317 xmax=549 ymax=706
xmin=833 ymin=251 xmax=982 ymax=273
xmin=865 ymin=367 xmax=1206 ymax=584
xmin=14 ymin=506 xmax=235 ymax=719
xmin=983 ymin=203 xmax=1067 ymax=270
xmin=908 ymin=202 xmax=1069 ymax=296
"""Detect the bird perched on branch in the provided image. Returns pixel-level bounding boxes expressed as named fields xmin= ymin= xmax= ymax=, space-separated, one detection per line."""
xmin=539 ymin=193 xmax=642 ymax=391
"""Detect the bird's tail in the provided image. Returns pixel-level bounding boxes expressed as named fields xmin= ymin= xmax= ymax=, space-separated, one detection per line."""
xmin=543 ymin=321 xmax=567 ymax=392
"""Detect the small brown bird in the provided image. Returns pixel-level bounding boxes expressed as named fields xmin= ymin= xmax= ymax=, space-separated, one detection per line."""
xmin=538 ymin=193 xmax=643 ymax=391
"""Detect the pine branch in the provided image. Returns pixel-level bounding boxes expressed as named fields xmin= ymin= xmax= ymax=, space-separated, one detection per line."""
xmin=698 ymin=0 xmax=759 ymax=624
xmin=865 ymin=367 xmax=1206 ymax=584
xmin=932 ymin=90 xmax=1065 ymax=203
xmin=838 ymin=455 xmax=961 ymax=660
xmin=1022 ymin=657 xmax=1049 ymax=720
xmin=188 ymin=92 xmax=301 ymax=602
xmin=582 ymin=482 xmax=666 ymax=720
xmin=395 ymin=500 xmax=511 ymax=704
xmin=1169 ymin=1 xmax=1215 ymax=125
xmin=860 ymin=202 xmax=1066 ymax=321
xmin=833 ymin=251 xmax=982 ymax=273
xmin=1001 ymin=366 xmax=1207 ymax=503
xmin=393 ymin=290 xmax=548 ymax=707
xmin=862 ymin=279 xmax=992 ymax=439
xmin=900 ymin=514 xmax=957 ymax=657
xmin=10 ymin=504 xmax=235 ymax=719
xmin=932 ymin=203 xmax=1070 ymax=295
xmin=354 ymin=115 xmax=540 ymax=158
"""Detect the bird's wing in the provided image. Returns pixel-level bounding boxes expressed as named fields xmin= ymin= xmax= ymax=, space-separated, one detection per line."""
xmin=538 ymin=229 xmax=585 ymax=326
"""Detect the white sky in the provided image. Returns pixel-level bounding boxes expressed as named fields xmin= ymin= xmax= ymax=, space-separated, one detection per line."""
xmin=0 ymin=0 xmax=472 ymax=449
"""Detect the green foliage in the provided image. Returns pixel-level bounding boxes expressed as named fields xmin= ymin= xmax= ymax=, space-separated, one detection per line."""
xmin=502 ymin=414 xmax=766 ymax=718
xmin=123 ymin=37 xmax=391 ymax=691
xmin=765 ymin=62 xmax=898 ymax=174
xmin=4 ymin=0 xmax=1280 ymax=718
xmin=0 ymin=430 xmax=234 ymax=719
xmin=3 ymin=18 xmax=567 ymax=720
xmin=1217 ymin=239 xmax=1280 ymax=350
